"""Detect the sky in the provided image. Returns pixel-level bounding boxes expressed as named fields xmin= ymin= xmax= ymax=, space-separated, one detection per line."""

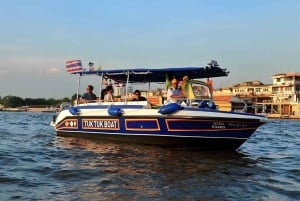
xmin=0 ymin=0 xmax=299 ymax=99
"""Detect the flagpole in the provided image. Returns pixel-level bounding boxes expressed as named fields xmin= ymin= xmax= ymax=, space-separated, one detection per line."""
xmin=76 ymin=73 xmax=81 ymax=105
xmin=65 ymin=60 xmax=83 ymax=105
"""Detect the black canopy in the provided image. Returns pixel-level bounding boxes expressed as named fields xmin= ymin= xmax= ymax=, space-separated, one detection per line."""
xmin=77 ymin=65 xmax=229 ymax=83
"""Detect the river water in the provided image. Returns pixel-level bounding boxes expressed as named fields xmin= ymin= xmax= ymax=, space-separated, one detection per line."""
xmin=0 ymin=112 xmax=299 ymax=201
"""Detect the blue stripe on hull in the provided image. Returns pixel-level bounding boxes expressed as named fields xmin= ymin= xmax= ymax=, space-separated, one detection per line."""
xmin=56 ymin=131 xmax=247 ymax=150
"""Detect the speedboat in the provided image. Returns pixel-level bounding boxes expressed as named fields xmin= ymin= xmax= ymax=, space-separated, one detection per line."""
xmin=51 ymin=61 xmax=267 ymax=150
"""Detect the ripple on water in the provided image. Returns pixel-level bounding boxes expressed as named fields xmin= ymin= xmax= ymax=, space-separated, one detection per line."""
xmin=0 ymin=113 xmax=300 ymax=200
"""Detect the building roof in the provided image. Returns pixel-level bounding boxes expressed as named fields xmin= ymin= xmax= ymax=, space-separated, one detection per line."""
xmin=231 ymin=80 xmax=268 ymax=87
xmin=272 ymin=72 xmax=300 ymax=77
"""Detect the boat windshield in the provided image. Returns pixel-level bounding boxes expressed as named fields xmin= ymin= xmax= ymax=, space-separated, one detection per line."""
xmin=191 ymin=81 xmax=212 ymax=100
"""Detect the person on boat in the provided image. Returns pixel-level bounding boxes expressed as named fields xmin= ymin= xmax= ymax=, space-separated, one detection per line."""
xmin=131 ymin=90 xmax=147 ymax=101
xmin=167 ymin=78 xmax=185 ymax=103
xmin=104 ymin=85 xmax=114 ymax=102
xmin=81 ymin=85 xmax=97 ymax=103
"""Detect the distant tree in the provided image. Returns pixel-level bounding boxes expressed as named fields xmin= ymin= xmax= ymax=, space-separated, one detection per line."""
xmin=61 ymin=97 xmax=71 ymax=103
xmin=24 ymin=98 xmax=56 ymax=106
xmin=1 ymin=96 xmax=24 ymax=107
xmin=24 ymin=98 xmax=45 ymax=105
xmin=46 ymin=98 xmax=60 ymax=106
xmin=71 ymin=93 xmax=81 ymax=102
xmin=24 ymin=98 xmax=34 ymax=105
xmin=0 ymin=96 xmax=76 ymax=108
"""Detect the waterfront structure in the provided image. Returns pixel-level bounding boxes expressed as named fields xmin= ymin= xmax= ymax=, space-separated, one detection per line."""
xmin=213 ymin=72 xmax=300 ymax=117
xmin=213 ymin=87 xmax=232 ymax=111
xmin=214 ymin=81 xmax=272 ymax=113
xmin=271 ymin=72 xmax=300 ymax=116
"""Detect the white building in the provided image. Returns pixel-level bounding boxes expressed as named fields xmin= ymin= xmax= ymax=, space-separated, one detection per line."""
xmin=272 ymin=72 xmax=300 ymax=103
xmin=271 ymin=72 xmax=300 ymax=115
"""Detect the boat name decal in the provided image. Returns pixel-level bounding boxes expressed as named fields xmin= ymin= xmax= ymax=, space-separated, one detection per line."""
xmin=82 ymin=119 xmax=119 ymax=129
xmin=212 ymin=122 xmax=226 ymax=129
xmin=212 ymin=122 xmax=248 ymax=129
xmin=228 ymin=122 xmax=248 ymax=128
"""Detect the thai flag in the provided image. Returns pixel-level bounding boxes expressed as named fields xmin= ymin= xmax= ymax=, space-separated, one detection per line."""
xmin=65 ymin=60 xmax=83 ymax=73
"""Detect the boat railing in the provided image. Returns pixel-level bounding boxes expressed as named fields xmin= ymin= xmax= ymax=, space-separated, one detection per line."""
xmin=75 ymin=100 xmax=151 ymax=109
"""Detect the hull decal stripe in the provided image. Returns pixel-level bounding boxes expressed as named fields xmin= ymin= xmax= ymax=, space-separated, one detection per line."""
xmin=56 ymin=130 xmax=249 ymax=140
xmin=125 ymin=118 xmax=160 ymax=131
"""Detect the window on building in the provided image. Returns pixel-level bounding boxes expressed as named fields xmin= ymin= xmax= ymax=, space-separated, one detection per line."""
xmin=284 ymin=77 xmax=292 ymax=81
xmin=284 ymin=87 xmax=292 ymax=92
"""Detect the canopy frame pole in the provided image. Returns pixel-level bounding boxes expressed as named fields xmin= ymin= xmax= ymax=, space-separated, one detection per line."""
xmin=76 ymin=73 xmax=81 ymax=105
xmin=124 ymin=71 xmax=130 ymax=104
xmin=98 ymin=72 xmax=104 ymax=103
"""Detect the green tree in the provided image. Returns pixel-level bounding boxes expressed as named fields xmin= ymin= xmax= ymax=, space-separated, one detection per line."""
xmin=0 ymin=96 xmax=76 ymax=108
xmin=71 ymin=93 xmax=81 ymax=102
xmin=62 ymin=97 xmax=71 ymax=103
xmin=46 ymin=98 xmax=60 ymax=106
xmin=1 ymin=96 xmax=24 ymax=107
